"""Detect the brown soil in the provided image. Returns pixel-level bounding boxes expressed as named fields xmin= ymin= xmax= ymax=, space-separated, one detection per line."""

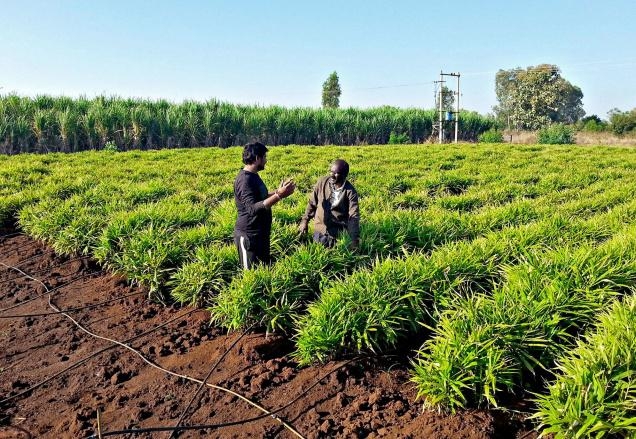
xmin=0 ymin=228 xmax=539 ymax=439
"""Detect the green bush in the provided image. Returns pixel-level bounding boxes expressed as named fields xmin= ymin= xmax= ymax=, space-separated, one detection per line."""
xmin=578 ymin=115 xmax=607 ymax=132
xmin=169 ymin=244 xmax=238 ymax=306
xmin=537 ymin=124 xmax=575 ymax=145
xmin=411 ymin=230 xmax=636 ymax=412
xmin=477 ymin=129 xmax=504 ymax=143
xmin=609 ymin=108 xmax=636 ymax=135
xmin=103 ymin=140 xmax=119 ymax=152
xmin=582 ymin=119 xmax=605 ymax=132
xmin=388 ymin=131 xmax=410 ymax=144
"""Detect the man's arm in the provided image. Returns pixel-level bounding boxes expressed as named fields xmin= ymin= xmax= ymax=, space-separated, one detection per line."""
xmin=263 ymin=179 xmax=295 ymax=208
xmin=238 ymin=176 xmax=294 ymax=213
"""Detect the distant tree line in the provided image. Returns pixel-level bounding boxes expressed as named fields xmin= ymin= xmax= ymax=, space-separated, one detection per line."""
xmin=571 ymin=111 xmax=636 ymax=135
xmin=0 ymin=94 xmax=495 ymax=154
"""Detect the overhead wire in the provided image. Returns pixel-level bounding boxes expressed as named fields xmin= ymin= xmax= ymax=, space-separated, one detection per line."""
xmin=257 ymin=59 xmax=636 ymax=102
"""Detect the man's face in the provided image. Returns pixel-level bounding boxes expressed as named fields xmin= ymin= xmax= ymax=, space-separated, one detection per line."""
xmin=329 ymin=163 xmax=346 ymax=186
xmin=256 ymin=153 xmax=267 ymax=171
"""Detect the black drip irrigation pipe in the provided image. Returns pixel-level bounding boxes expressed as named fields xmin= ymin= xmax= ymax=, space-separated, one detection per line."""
xmin=0 ymin=269 xmax=105 ymax=313
xmin=518 ymin=429 xmax=539 ymax=439
xmin=167 ymin=321 xmax=258 ymax=439
xmin=46 ymin=264 xmax=306 ymax=437
xmin=0 ymin=307 xmax=199 ymax=406
xmin=0 ymin=240 xmax=44 ymax=256
xmin=50 ymin=301 xmax=307 ymax=439
xmin=0 ymin=254 xmax=89 ymax=285
xmin=0 ymin=256 xmax=197 ymax=407
xmin=0 ymin=261 xmax=305 ymax=437
xmin=85 ymin=357 xmax=362 ymax=439
xmin=0 ymin=290 xmax=146 ymax=318
xmin=0 ymin=231 xmax=22 ymax=240
xmin=0 ymin=249 xmax=54 ymax=271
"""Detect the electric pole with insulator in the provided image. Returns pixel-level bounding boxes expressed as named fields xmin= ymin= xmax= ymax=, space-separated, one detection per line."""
xmin=437 ymin=71 xmax=461 ymax=143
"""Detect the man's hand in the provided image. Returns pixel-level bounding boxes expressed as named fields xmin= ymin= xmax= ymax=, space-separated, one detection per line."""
xmin=278 ymin=178 xmax=296 ymax=198
xmin=298 ymin=221 xmax=308 ymax=235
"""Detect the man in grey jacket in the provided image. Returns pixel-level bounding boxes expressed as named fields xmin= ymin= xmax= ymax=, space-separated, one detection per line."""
xmin=298 ymin=159 xmax=360 ymax=249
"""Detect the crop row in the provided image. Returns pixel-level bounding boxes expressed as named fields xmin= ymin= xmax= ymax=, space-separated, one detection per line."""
xmin=292 ymin=195 xmax=636 ymax=364
xmin=412 ymin=225 xmax=636 ymax=411
xmin=534 ymin=294 xmax=636 ymax=438
xmin=0 ymin=145 xmax=617 ymax=290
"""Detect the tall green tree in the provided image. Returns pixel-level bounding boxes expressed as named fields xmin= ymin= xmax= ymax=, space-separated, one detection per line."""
xmin=493 ymin=64 xmax=585 ymax=130
xmin=322 ymin=71 xmax=342 ymax=109
xmin=493 ymin=67 xmax=523 ymax=130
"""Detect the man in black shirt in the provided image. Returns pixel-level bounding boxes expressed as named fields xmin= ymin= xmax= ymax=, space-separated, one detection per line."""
xmin=234 ymin=142 xmax=295 ymax=269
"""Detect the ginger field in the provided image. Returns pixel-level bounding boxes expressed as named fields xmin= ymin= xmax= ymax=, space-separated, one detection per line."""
xmin=2 ymin=143 xmax=636 ymax=437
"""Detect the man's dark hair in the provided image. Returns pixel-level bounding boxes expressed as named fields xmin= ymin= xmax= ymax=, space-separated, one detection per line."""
xmin=243 ymin=142 xmax=269 ymax=165
xmin=333 ymin=159 xmax=350 ymax=178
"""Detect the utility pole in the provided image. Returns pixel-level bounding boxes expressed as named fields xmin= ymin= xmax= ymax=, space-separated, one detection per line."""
xmin=438 ymin=72 xmax=445 ymax=144
xmin=437 ymin=71 xmax=461 ymax=144
xmin=454 ymin=73 xmax=460 ymax=144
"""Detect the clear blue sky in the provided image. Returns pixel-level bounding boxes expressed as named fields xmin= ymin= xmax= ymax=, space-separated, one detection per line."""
xmin=1 ymin=0 xmax=634 ymax=118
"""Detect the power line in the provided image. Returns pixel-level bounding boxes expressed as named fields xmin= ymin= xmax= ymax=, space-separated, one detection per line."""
xmin=270 ymin=59 xmax=636 ymax=98
xmin=351 ymin=81 xmax=436 ymax=91
xmin=461 ymin=60 xmax=636 ymax=77
xmin=276 ymin=81 xmax=436 ymax=97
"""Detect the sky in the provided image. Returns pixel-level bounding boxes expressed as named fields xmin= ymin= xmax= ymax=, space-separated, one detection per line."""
xmin=1 ymin=0 xmax=635 ymax=118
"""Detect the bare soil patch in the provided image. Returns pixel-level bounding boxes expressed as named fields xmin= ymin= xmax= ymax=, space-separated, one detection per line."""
xmin=0 ymin=229 xmax=538 ymax=438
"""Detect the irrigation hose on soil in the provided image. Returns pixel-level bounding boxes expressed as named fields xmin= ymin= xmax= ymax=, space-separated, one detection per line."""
xmin=49 ymin=300 xmax=306 ymax=439
xmin=0 ymin=260 xmax=309 ymax=438
xmin=0 ymin=306 xmax=199 ymax=406
xmin=0 ymin=249 xmax=55 ymax=273
xmin=167 ymin=321 xmax=258 ymax=439
xmin=0 ymin=269 xmax=107 ymax=313
xmin=0 ymin=289 xmax=145 ymax=318
xmin=0 ymin=240 xmax=44 ymax=256
xmin=0 ymin=254 xmax=90 ymax=285
xmin=0 ymin=231 xmax=23 ymax=241
xmin=84 ymin=357 xmax=362 ymax=438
